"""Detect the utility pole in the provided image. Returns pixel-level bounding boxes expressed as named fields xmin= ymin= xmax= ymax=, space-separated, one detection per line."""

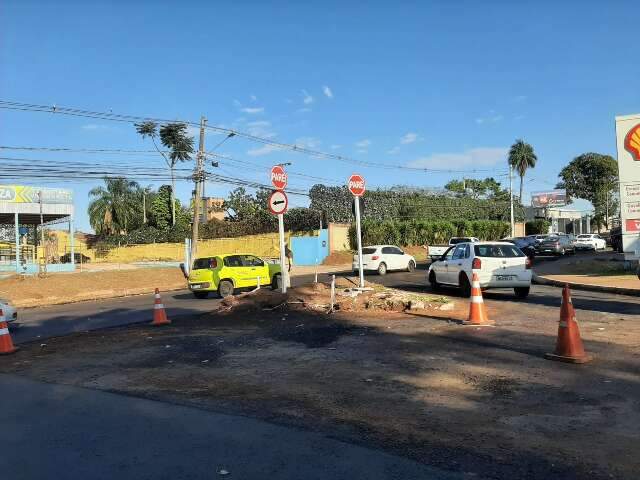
xmin=190 ymin=116 xmax=207 ymax=264
xmin=38 ymin=191 xmax=45 ymax=260
xmin=509 ymin=164 xmax=515 ymax=237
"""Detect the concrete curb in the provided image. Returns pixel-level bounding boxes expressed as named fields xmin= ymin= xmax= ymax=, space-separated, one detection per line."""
xmin=533 ymin=273 xmax=640 ymax=297
xmin=13 ymin=285 xmax=189 ymax=309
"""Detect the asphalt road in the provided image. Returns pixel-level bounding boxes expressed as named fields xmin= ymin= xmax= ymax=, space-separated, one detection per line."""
xmin=0 ymin=374 xmax=465 ymax=480
xmin=10 ymin=264 xmax=639 ymax=345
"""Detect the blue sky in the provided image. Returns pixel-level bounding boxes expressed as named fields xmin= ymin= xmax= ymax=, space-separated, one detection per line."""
xmin=2 ymin=0 xmax=639 ymax=232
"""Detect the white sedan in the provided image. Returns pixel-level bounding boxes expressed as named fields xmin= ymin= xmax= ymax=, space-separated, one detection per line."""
xmin=427 ymin=241 xmax=532 ymax=298
xmin=353 ymin=245 xmax=416 ymax=275
xmin=574 ymin=234 xmax=606 ymax=251
xmin=0 ymin=298 xmax=17 ymax=326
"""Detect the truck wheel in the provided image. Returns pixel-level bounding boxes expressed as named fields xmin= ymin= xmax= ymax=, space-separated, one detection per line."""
xmin=193 ymin=291 xmax=209 ymax=299
xmin=459 ymin=273 xmax=471 ymax=298
xmin=514 ymin=287 xmax=530 ymax=299
xmin=271 ymin=273 xmax=282 ymax=290
xmin=218 ymin=280 xmax=234 ymax=298
xmin=377 ymin=262 xmax=387 ymax=275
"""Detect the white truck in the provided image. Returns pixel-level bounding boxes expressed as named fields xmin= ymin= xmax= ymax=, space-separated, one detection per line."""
xmin=427 ymin=237 xmax=480 ymax=261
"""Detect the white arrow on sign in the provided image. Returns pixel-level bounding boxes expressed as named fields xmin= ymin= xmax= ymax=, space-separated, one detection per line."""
xmin=268 ymin=190 xmax=288 ymax=215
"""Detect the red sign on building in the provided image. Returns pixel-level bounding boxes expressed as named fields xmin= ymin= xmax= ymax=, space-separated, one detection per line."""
xmin=626 ymin=218 xmax=640 ymax=233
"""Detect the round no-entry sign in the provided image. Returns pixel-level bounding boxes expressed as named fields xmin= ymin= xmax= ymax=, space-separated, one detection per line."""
xmin=270 ymin=165 xmax=288 ymax=190
xmin=348 ymin=174 xmax=366 ymax=196
xmin=268 ymin=190 xmax=288 ymax=215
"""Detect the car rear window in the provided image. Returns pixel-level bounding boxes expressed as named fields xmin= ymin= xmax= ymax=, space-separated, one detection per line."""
xmin=193 ymin=257 xmax=215 ymax=269
xmin=474 ymin=245 xmax=525 ymax=258
xmin=577 ymin=235 xmax=591 ymax=239
xmin=362 ymin=247 xmax=377 ymax=255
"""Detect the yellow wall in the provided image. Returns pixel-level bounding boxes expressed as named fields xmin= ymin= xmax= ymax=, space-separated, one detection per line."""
xmin=329 ymin=223 xmax=351 ymax=251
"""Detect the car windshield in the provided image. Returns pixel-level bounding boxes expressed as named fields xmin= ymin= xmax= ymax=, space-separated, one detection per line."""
xmin=474 ymin=244 xmax=525 ymax=257
xmin=362 ymin=247 xmax=377 ymax=255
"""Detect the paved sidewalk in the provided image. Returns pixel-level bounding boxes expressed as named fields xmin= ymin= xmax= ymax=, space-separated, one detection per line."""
xmin=0 ymin=374 xmax=464 ymax=480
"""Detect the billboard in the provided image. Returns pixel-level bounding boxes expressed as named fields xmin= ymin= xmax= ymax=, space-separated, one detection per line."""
xmin=0 ymin=185 xmax=73 ymax=204
xmin=615 ymin=113 xmax=640 ymax=260
xmin=531 ymin=190 xmax=567 ymax=208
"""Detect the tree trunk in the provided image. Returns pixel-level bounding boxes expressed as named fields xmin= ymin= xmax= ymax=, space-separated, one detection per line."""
xmin=170 ymin=167 xmax=176 ymax=226
xmin=519 ymin=175 xmax=524 ymax=204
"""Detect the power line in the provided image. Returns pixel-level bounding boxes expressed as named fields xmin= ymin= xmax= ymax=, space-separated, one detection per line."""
xmin=0 ymin=100 xmax=509 ymax=174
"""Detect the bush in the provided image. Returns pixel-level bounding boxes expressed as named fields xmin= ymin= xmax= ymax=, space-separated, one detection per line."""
xmin=349 ymin=219 xmax=510 ymax=249
xmin=525 ymin=219 xmax=551 ymax=235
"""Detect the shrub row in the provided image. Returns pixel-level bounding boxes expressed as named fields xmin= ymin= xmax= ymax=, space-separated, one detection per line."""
xmin=349 ymin=219 xmax=511 ymax=248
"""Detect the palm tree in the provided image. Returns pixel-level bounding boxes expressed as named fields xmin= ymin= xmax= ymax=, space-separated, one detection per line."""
xmin=88 ymin=177 xmax=141 ymax=235
xmin=508 ymin=139 xmax=537 ymax=203
xmin=135 ymin=121 xmax=194 ymax=226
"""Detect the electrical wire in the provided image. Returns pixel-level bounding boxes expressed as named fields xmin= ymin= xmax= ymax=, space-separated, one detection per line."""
xmin=0 ymin=100 xmax=510 ymax=174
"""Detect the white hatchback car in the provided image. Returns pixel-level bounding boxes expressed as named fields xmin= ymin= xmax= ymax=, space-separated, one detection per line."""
xmin=574 ymin=234 xmax=606 ymax=251
xmin=0 ymin=298 xmax=17 ymax=326
xmin=427 ymin=241 xmax=532 ymax=298
xmin=353 ymin=245 xmax=416 ymax=275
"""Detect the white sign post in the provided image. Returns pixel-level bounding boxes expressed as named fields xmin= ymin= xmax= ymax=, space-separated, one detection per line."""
xmin=348 ymin=174 xmax=366 ymax=289
xmin=268 ymin=187 xmax=289 ymax=293
xmin=615 ymin=114 xmax=640 ymax=260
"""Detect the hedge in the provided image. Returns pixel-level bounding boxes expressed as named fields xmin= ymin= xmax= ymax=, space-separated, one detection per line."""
xmin=525 ymin=219 xmax=551 ymax=235
xmin=349 ymin=219 xmax=510 ymax=249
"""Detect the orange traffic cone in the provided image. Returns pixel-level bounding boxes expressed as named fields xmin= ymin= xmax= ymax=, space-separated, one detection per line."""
xmin=151 ymin=288 xmax=171 ymax=326
xmin=545 ymin=285 xmax=591 ymax=364
xmin=463 ymin=271 xmax=493 ymax=326
xmin=0 ymin=309 xmax=18 ymax=355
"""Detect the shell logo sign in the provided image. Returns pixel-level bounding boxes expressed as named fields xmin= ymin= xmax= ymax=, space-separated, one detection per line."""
xmin=625 ymin=123 xmax=640 ymax=161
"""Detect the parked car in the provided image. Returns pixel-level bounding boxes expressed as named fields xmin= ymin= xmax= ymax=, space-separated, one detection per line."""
xmin=187 ymin=254 xmax=282 ymax=298
xmin=427 ymin=242 xmax=532 ymax=298
xmin=428 ymin=237 xmax=480 ymax=259
xmin=526 ymin=234 xmax=548 ymax=248
xmin=500 ymin=237 xmax=536 ymax=260
xmin=352 ymin=245 xmax=416 ymax=275
xmin=0 ymin=298 xmax=17 ymax=326
xmin=574 ymin=234 xmax=607 ymax=251
xmin=536 ymin=234 xmax=576 ymax=256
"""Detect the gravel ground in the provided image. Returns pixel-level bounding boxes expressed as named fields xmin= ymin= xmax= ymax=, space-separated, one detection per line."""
xmin=1 ymin=291 xmax=639 ymax=480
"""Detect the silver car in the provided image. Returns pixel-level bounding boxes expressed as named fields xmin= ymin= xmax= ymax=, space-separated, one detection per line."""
xmin=0 ymin=298 xmax=17 ymax=326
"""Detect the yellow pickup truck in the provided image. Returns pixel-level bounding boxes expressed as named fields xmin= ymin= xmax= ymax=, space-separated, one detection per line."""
xmin=188 ymin=254 xmax=282 ymax=298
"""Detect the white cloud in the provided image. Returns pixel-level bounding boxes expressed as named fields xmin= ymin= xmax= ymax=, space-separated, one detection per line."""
xmin=475 ymin=113 xmax=503 ymax=125
xmin=387 ymin=146 xmax=401 ymax=155
xmin=355 ymin=139 xmax=371 ymax=149
xmin=400 ymin=132 xmax=420 ymax=144
xmin=246 ymin=120 xmax=271 ymax=127
xmin=407 ymin=147 xmax=508 ymax=169
xmin=513 ymin=95 xmax=527 ymax=102
xmin=322 ymin=85 xmax=333 ymax=99
xmin=302 ymin=89 xmax=314 ymax=105
xmin=295 ymin=137 xmax=321 ymax=149
xmin=81 ymin=124 xmax=110 ymax=130
xmin=514 ymin=114 xmax=526 ymax=121
xmin=357 ymin=149 xmax=368 ymax=154
xmin=330 ymin=144 xmax=341 ymax=150
xmin=247 ymin=144 xmax=284 ymax=156
xmin=250 ymin=95 xmax=257 ymax=101
xmin=240 ymin=107 xmax=264 ymax=114
xmin=297 ymin=107 xmax=312 ymax=113
xmin=233 ymin=99 xmax=242 ymax=107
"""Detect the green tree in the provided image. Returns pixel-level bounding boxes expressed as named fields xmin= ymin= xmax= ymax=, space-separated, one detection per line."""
xmin=135 ymin=121 xmax=195 ymax=226
xmin=557 ymin=153 xmax=618 ymax=231
xmin=444 ymin=177 xmax=509 ymax=200
xmin=88 ymin=177 xmax=142 ymax=235
xmin=508 ymin=139 xmax=537 ymax=203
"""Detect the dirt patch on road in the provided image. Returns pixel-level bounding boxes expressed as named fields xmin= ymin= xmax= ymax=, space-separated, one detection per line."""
xmin=1 ymin=293 xmax=639 ymax=479
xmin=0 ymin=268 xmax=187 ymax=307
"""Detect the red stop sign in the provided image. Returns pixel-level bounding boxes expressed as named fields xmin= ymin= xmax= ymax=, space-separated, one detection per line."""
xmin=348 ymin=174 xmax=366 ymax=196
xmin=270 ymin=165 xmax=288 ymax=190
